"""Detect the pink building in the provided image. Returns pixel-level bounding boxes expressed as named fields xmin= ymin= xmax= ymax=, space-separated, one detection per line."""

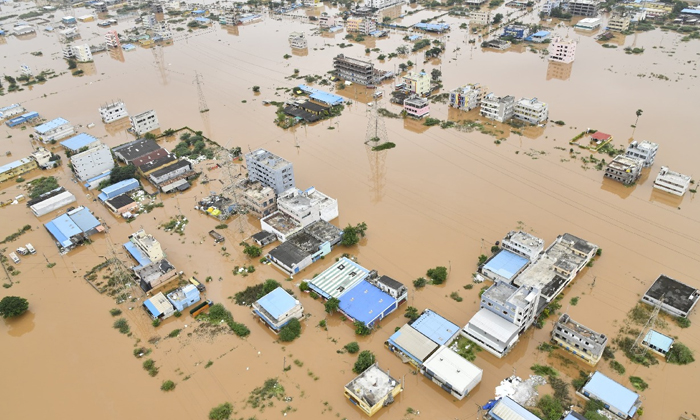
xmin=404 ymin=96 xmax=430 ymax=118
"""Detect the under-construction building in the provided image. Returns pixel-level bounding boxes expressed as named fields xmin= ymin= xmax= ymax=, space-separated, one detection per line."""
xmin=552 ymin=314 xmax=607 ymax=365
xmin=333 ymin=54 xmax=385 ymax=86
xmin=567 ymin=0 xmax=600 ymax=17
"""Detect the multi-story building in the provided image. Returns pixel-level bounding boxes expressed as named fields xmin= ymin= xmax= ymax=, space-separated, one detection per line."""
xmin=549 ymin=37 xmax=577 ymax=63
xmin=252 ymin=287 xmax=304 ymax=332
xmin=245 ymin=148 xmax=295 ymax=195
xmin=34 ymin=117 xmax=75 ymax=143
xmin=94 ymin=2 xmax=108 ymax=13
xmin=501 ymin=230 xmax=544 ymax=261
xmin=0 ymin=158 xmax=38 ymax=183
xmin=470 ymin=10 xmax=491 ymax=25
xmin=130 ymin=109 xmax=159 ymax=135
xmin=276 ymin=186 xmax=338 ymax=228
xmin=541 ymin=0 xmax=561 ymax=15
xmin=404 ymin=96 xmax=430 ymax=119
xmin=289 ymin=32 xmax=307 ymax=49
xmin=243 ymin=182 xmax=277 ymax=217
xmin=148 ymin=160 xmax=194 ymax=192
xmin=31 ymin=147 xmax=55 ymax=169
xmin=99 ymin=100 xmax=129 ymax=123
xmin=625 ymin=140 xmax=658 ymax=167
xmin=319 ymin=14 xmax=337 ymax=28
xmin=128 ymin=229 xmax=165 ymax=262
xmin=0 ymin=103 xmax=25 ymax=119
xmin=220 ymin=13 xmax=237 ymax=26
xmin=401 ymin=71 xmax=431 ymax=96
xmin=333 ymin=54 xmax=380 ymax=85
xmin=502 ymin=25 xmax=531 ymax=40
xmin=70 ymin=143 xmax=115 ymax=181
xmin=480 ymin=93 xmax=514 ymax=122
xmin=513 ymin=97 xmax=549 ymax=124
xmin=463 ymin=280 xmax=541 ymax=357
xmin=449 ymin=83 xmax=488 ymax=111
xmin=568 ymin=0 xmax=600 ymax=16
xmin=604 ymin=155 xmax=643 ymax=185
xmin=344 ymin=364 xmax=402 ymax=417
xmin=346 ymin=17 xmax=376 ymax=35
xmin=653 ymin=166 xmax=691 ymax=196
xmin=607 ymin=14 xmax=631 ymax=31
xmin=365 ymin=0 xmax=404 ymax=9
xmin=105 ymin=31 xmax=121 ymax=48
xmin=421 ymin=346 xmax=483 ymax=400
xmin=72 ymin=44 xmax=93 ymax=62
xmin=552 ymin=314 xmax=608 ymax=365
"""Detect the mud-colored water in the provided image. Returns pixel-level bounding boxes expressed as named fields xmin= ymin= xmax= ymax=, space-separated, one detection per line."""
xmin=1 ymin=2 xmax=699 ymax=419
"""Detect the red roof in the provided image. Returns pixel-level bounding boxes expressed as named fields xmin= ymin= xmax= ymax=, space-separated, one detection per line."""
xmin=132 ymin=148 xmax=168 ymax=167
xmin=591 ymin=132 xmax=611 ymax=141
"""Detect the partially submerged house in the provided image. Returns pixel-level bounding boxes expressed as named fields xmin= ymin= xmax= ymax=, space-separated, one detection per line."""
xmin=0 ymin=158 xmax=38 ymax=183
xmin=252 ymin=286 xmax=304 ymax=332
xmin=642 ymin=274 xmax=699 ymax=318
xmin=577 ymin=372 xmax=641 ymax=419
xmin=34 ymin=118 xmax=75 ymax=143
xmin=44 ymin=206 xmax=104 ymax=252
xmin=501 ymin=230 xmax=544 ymax=261
xmin=642 ymin=329 xmax=674 ymax=356
xmin=344 ymin=363 xmax=402 ymax=417
xmin=625 ymin=140 xmax=658 ymax=167
xmin=60 ymin=133 xmax=100 ymax=154
xmin=307 ymin=257 xmax=370 ymax=300
xmin=653 ymin=166 xmax=691 ymax=196
xmin=29 ymin=188 xmax=76 ymax=217
xmin=486 ymin=396 xmax=542 ymax=420
xmin=338 ymin=280 xmax=399 ymax=328
xmin=166 ymin=284 xmax=201 ymax=312
xmin=480 ymin=250 xmax=530 ymax=283
xmin=420 ymin=345 xmax=483 ymax=400
xmin=605 ymin=155 xmax=643 ymax=185
xmin=386 ymin=324 xmax=440 ymax=367
xmin=266 ymin=220 xmax=342 ymax=275
xmin=113 ymin=138 xmax=162 ymax=164
xmin=134 ymin=259 xmax=177 ymax=291
xmin=552 ymin=313 xmax=608 ymax=365
xmin=252 ymin=230 xmax=277 ymax=247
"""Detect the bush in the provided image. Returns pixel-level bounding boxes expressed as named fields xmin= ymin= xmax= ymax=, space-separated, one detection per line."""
xmin=536 ymin=395 xmax=563 ymax=420
xmin=629 ymin=376 xmax=648 ymax=391
xmin=344 ymin=342 xmax=360 ymax=354
xmin=341 ymin=222 xmax=368 ymax=246
xmin=161 ymin=380 xmax=176 ymax=391
xmin=531 ymin=364 xmax=558 ymax=377
xmin=676 ymin=317 xmax=691 ymax=328
xmin=426 ymin=266 xmax=447 ymax=284
xmin=168 ymin=329 xmax=181 ymax=338
xmin=423 ymin=117 xmax=441 ymax=126
xmin=109 ymin=308 xmax=122 ymax=316
xmin=113 ymin=318 xmax=130 ymax=334
xmin=666 ymin=342 xmax=694 ymax=365
xmin=152 ymin=319 xmax=161 ymax=327
xmin=143 ymin=359 xmax=155 ymax=370
xmin=354 ymin=320 xmax=372 ymax=336
xmin=252 ymin=86 xmax=260 ymax=92
xmin=209 ymin=402 xmax=233 ymax=420
xmin=413 ymin=277 xmax=427 ymax=288
xmin=324 ymin=297 xmax=340 ymax=314
xmin=477 ymin=254 xmax=488 ymax=265
xmin=353 ymin=350 xmax=376 ymax=374
xmin=610 ymin=360 xmax=626 ymax=374
xmin=299 ymin=281 xmax=310 ymax=292
xmin=174 ymin=311 xmax=182 ymax=318
xmin=243 ymin=244 xmax=262 ymax=258
xmin=0 ymin=296 xmax=29 ymax=318
xmin=405 ymin=306 xmax=419 ymax=321
xmin=279 ymin=318 xmax=302 ymax=342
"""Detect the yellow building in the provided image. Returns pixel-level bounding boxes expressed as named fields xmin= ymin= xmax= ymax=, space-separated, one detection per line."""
xmin=401 ymin=71 xmax=431 ymax=96
xmin=0 ymin=158 xmax=38 ymax=183
xmin=344 ymin=364 xmax=402 ymax=417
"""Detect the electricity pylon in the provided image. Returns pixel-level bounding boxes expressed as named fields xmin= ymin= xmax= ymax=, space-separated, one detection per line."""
xmin=194 ymin=71 xmax=209 ymax=113
xmin=364 ymin=100 xmax=389 ymax=203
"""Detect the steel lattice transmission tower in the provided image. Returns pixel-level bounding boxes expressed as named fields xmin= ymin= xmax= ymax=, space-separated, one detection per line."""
xmin=194 ymin=71 xmax=209 ymax=113
xmin=215 ymin=146 xmax=246 ymax=233
xmin=630 ymin=294 xmax=664 ymax=358
xmin=364 ymin=100 xmax=389 ymax=203
xmin=152 ymin=46 xmax=168 ymax=85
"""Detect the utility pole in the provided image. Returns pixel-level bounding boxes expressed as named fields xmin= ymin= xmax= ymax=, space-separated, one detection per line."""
xmin=194 ymin=71 xmax=209 ymax=113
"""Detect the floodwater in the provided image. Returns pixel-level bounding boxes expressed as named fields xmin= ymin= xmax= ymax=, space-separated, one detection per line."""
xmin=1 ymin=2 xmax=699 ymax=419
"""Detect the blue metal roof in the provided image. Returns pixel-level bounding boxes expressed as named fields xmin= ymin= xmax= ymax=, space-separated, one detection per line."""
xmin=483 ymin=250 xmax=529 ymax=280
xmin=298 ymin=85 xmax=345 ymax=106
xmin=339 ymin=280 xmax=397 ymax=326
xmin=0 ymin=158 xmax=34 ymax=174
xmin=34 ymin=117 xmax=70 ymax=134
xmin=532 ymin=30 xmax=551 ymax=36
xmin=60 ymin=133 xmax=98 ymax=151
xmin=67 ymin=207 xmax=101 ymax=232
xmin=681 ymin=8 xmax=700 ymax=15
xmin=413 ymin=22 xmax=450 ymax=32
xmin=256 ymin=287 xmax=299 ymax=319
xmin=194 ymin=17 xmax=210 ymax=23
xmin=489 ymin=396 xmax=541 ymax=420
xmin=410 ymin=309 xmax=459 ymax=346
xmin=44 ymin=214 xmax=81 ymax=247
xmin=98 ymin=178 xmax=139 ymax=201
xmin=582 ymin=372 xmax=639 ymax=417
xmin=562 ymin=412 xmax=588 ymax=420
xmin=144 ymin=299 xmax=161 ymax=317
xmin=123 ymin=241 xmax=152 ymax=267
xmin=644 ymin=329 xmax=673 ymax=352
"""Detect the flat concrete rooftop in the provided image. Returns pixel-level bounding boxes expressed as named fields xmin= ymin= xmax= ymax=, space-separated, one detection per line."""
xmin=262 ymin=211 xmax=301 ymax=235
xmin=344 ymin=364 xmax=398 ymax=407
xmin=644 ymin=274 xmax=699 ymax=313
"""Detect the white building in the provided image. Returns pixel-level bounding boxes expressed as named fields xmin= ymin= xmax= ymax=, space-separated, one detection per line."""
xmin=31 ymin=147 xmax=55 ymax=169
xmin=574 ymin=17 xmax=602 ymax=30
xmin=245 ymin=148 xmax=295 ymax=195
xmin=420 ymin=346 xmax=483 ymax=400
xmin=653 ymin=166 xmax=691 ymax=196
xmin=30 ymin=190 xmax=77 ymax=217
xmin=34 ymin=118 xmax=75 ymax=143
xmin=289 ymin=32 xmax=308 ymax=49
xmin=70 ymin=143 xmax=115 ymax=181
xmin=365 ymin=0 xmax=404 ymax=9
xmin=130 ymin=109 xmax=159 ymax=135
xmin=0 ymin=104 xmax=25 ymax=119
xmin=501 ymin=230 xmax=544 ymax=261
xmin=513 ymin=97 xmax=549 ymax=124
xmin=277 ymin=187 xmax=339 ymax=228
xmin=319 ymin=14 xmax=336 ymax=28
xmin=464 ymin=0 xmax=487 ymax=4
xmin=542 ymin=0 xmax=561 ymax=14
xmin=470 ymin=10 xmax=491 ymax=25
xmin=99 ymin=101 xmax=129 ymax=123
xmin=608 ymin=14 xmax=631 ymax=31
xmin=625 ymin=140 xmax=658 ymax=167
xmin=72 ymin=44 xmax=93 ymax=62
xmin=62 ymin=45 xmax=76 ymax=59
xmin=549 ymin=37 xmax=577 ymax=63
xmin=480 ymin=93 xmax=515 ymax=122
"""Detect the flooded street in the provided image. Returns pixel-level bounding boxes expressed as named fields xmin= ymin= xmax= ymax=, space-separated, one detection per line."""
xmin=1 ymin=2 xmax=699 ymax=419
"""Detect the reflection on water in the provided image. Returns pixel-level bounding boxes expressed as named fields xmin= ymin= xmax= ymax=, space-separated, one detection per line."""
xmin=600 ymin=177 xmax=636 ymax=198
xmin=292 ymin=47 xmax=309 ymax=57
xmin=4 ymin=311 xmax=35 ymax=337
xmin=649 ymin=188 xmax=684 ymax=208
xmin=546 ymin=61 xmax=573 ymax=81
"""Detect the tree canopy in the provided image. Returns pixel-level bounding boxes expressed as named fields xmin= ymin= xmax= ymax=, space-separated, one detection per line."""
xmin=0 ymin=296 xmax=29 ymax=318
xmin=426 ymin=266 xmax=448 ymax=285
xmin=341 ymin=222 xmax=368 ymax=247
xmin=279 ymin=318 xmax=302 ymax=342
xmin=353 ymin=350 xmax=376 ymax=374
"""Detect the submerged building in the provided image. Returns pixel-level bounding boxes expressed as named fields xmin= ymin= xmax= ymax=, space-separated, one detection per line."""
xmin=653 ymin=166 xmax=691 ymax=196
xmin=605 ymin=155 xmax=643 ymax=185
xmin=480 ymin=93 xmax=515 ymax=122
xmin=513 ymin=97 xmax=549 ymax=124
xmin=642 ymin=274 xmax=699 ymax=318
xmin=252 ymin=287 xmax=304 ymax=332
xmin=552 ymin=314 xmax=608 ymax=365
xmin=344 ymin=364 xmax=402 ymax=417
xmin=421 ymin=345 xmax=483 ymax=400
xmin=625 ymin=140 xmax=658 ymax=167
xmin=245 ymin=148 xmax=295 ymax=195
xmin=449 ymin=83 xmax=488 ymax=111
xmin=99 ymin=100 xmax=129 ymax=123
xmin=549 ymin=37 xmax=577 ymax=63
xmin=578 ymin=372 xmax=641 ymax=419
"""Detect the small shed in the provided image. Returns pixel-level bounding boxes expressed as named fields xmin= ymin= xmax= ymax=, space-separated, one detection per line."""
xmin=143 ymin=292 xmax=175 ymax=319
xmin=642 ymin=329 xmax=674 ymax=356
xmin=98 ymin=178 xmax=139 ymax=201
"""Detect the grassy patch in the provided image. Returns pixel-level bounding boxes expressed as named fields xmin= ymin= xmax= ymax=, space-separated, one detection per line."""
xmin=452 ymin=336 xmax=482 ymax=361
xmin=531 ymin=364 xmax=558 ymax=377
xmin=247 ymin=378 xmax=285 ymax=409
xmin=610 ymin=360 xmax=626 ymax=374
xmin=113 ymin=318 xmax=130 ymax=334
xmin=629 ymin=376 xmax=648 ymax=391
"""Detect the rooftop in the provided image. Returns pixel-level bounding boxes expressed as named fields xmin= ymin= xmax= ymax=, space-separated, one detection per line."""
xmin=0 ymin=158 xmax=35 ymax=174
xmin=643 ymin=329 xmax=674 ymax=352
xmin=532 ymin=30 xmax=551 ymax=36
xmin=627 ymin=140 xmax=658 ymax=152
xmin=252 ymin=230 xmax=277 ymax=242
xmin=123 ymin=241 xmax=152 ymax=267
xmin=557 ymin=314 xmax=607 ymax=345
xmin=489 ymin=396 xmax=541 ymax=420
xmin=483 ymin=250 xmax=529 ymax=281
xmin=255 ymin=287 xmax=300 ymax=320
xmin=144 ymin=292 xmax=173 ymax=317
xmin=388 ymin=324 xmax=439 ymax=362
xmin=467 ymin=308 xmax=520 ymax=345
xmin=333 ymin=54 xmax=373 ymax=68
xmin=60 ymin=133 xmax=98 ymax=151
xmin=246 ymin=148 xmax=292 ymax=170
xmin=286 ymin=230 xmax=323 ymax=253
xmin=338 ymin=280 xmax=396 ymax=325
xmin=132 ymin=148 xmax=170 ymax=167
xmin=344 ymin=364 xmax=399 ymax=408
xmin=582 ymin=372 xmax=639 ymax=417
xmin=113 ymin=138 xmax=161 ymax=161
xmin=644 ymin=274 xmax=699 ymax=313
xmin=422 ymin=346 xmax=482 ymax=392
xmin=309 ymin=257 xmax=369 ymax=299
xmin=304 ymin=220 xmax=343 ymax=244
xmin=262 ymin=211 xmax=302 ymax=235
xmin=167 ymin=284 xmax=199 ymax=303
xmin=377 ymin=275 xmax=404 ymax=291
xmin=410 ymin=309 xmax=459 ymax=346
xmin=150 ymin=159 xmax=191 ymax=179
xmin=139 ymin=154 xmax=176 ymax=173
xmin=590 ymin=131 xmax=611 ymax=141
xmin=101 ymin=178 xmax=139 ymax=195
xmin=563 ymin=412 xmax=588 ymax=420
xmin=268 ymin=241 xmax=311 ymax=267
xmin=34 ymin=117 xmax=70 ymax=134
xmin=516 ymin=97 xmax=547 ymax=109
xmin=656 ymin=166 xmax=691 ymax=186
xmin=405 ymin=96 xmax=429 ymax=107
xmin=504 ymin=230 xmax=544 ymax=251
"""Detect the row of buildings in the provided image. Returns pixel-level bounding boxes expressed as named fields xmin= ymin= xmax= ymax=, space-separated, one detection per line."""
xmin=98 ymin=100 xmax=160 ymax=135
xmin=448 ymin=84 xmax=550 ymax=124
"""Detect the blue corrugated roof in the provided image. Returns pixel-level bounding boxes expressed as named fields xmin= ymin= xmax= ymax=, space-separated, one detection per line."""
xmin=144 ymin=299 xmax=161 ymax=317
xmin=582 ymin=372 xmax=639 ymax=417
xmin=489 ymin=396 xmax=541 ymax=420
xmin=410 ymin=309 xmax=459 ymax=346
xmin=483 ymin=250 xmax=529 ymax=280
xmin=44 ymin=214 xmax=81 ymax=247
xmin=67 ymin=207 xmax=101 ymax=232
xmin=644 ymin=330 xmax=673 ymax=352
xmin=681 ymin=8 xmax=700 ymax=15
xmin=123 ymin=241 xmax=153 ymax=267
xmin=60 ymin=133 xmax=98 ymax=151
xmin=339 ymin=280 xmax=397 ymax=326
xmin=562 ymin=412 xmax=588 ymax=420
xmin=256 ymin=287 xmax=299 ymax=319
xmin=298 ymin=85 xmax=345 ymax=106
xmin=34 ymin=117 xmax=69 ymax=134
xmin=413 ymin=22 xmax=450 ymax=32
xmin=99 ymin=178 xmax=139 ymax=200
xmin=0 ymin=158 xmax=34 ymax=174
xmin=194 ymin=17 xmax=210 ymax=23
xmin=532 ymin=30 xmax=550 ymax=36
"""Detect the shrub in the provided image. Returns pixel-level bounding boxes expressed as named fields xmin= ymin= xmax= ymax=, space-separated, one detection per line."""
xmin=324 ymin=297 xmax=340 ymax=314
xmin=354 ymin=320 xmax=372 ymax=336
xmin=243 ymin=244 xmax=262 ymax=258
xmin=345 ymin=342 xmax=360 ymax=354
xmin=209 ymin=402 xmax=233 ymax=420
xmin=168 ymin=329 xmax=181 ymax=338
xmin=113 ymin=318 xmax=130 ymax=334
xmin=477 ymin=254 xmax=488 ymax=265
xmin=666 ymin=342 xmax=694 ymax=365
xmin=174 ymin=311 xmax=182 ymax=318
xmin=676 ymin=317 xmax=691 ymax=328
xmin=413 ymin=277 xmax=427 ymax=288
xmin=610 ymin=360 xmax=626 ymax=374
xmin=161 ymin=380 xmax=176 ymax=391
xmin=0 ymin=296 xmax=29 ymax=318
xmin=426 ymin=266 xmax=447 ymax=284
xmin=299 ymin=281 xmax=310 ymax=292
xmin=109 ymin=308 xmax=122 ymax=316
xmin=570 ymin=297 xmax=579 ymax=306
xmin=353 ymin=350 xmax=375 ymax=373
xmin=531 ymin=364 xmax=558 ymax=377
xmin=450 ymin=292 xmax=463 ymax=302
xmin=152 ymin=319 xmax=161 ymax=327
xmin=404 ymin=306 xmax=419 ymax=321
xmin=279 ymin=318 xmax=302 ymax=342
xmin=629 ymin=376 xmax=648 ymax=391
xmin=143 ymin=359 xmax=155 ymax=370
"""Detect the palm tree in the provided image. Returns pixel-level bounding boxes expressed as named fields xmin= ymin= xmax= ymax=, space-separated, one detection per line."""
xmin=634 ymin=109 xmax=643 ymax=126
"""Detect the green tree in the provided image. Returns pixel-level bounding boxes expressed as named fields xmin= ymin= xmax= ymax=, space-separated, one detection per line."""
xmin=478 ymin=254 xmax=488 ymax=265
xmin=243 ymin=244 xmax=262 ymax=258
xmin=0 ymin=296 xmax=29 ymax=318
xmin=405 ymin=306 xmax=420 ymax=321
xmin=426 ymin=266 xmax=448 ymax=285
xmin=353 ymin=350 xmax=376 ymax=373
xmin=354 ymin=320 xmax=372 ymax=336
xmin=413 ymin=277 xmax=427 ymax=288
xmin=634 ymin=109 xmax=643 ymax=127
xmin=493 ymin=13 xmax=504 ymax=24
xmin=252 ymin=85 xmax=260 ymax=92
xmin=324 ymin=297 xmax=340 ymax=314
xmin=666 ymin=342 xmax=694 ymax=365
xmin=431 ymin=68 xmax=442 ymax=81
xmin=341 ymin=222 xmax=368 ymax=246
xmin=66 ymin=59 xmax=77 ymax=70
xmin=344 ymin=342 xmax=360 ymax=354
xmin=107 ymin=164 xmax=136 ymax=186
xmin=279 ymin=318 xmax=302 ymax=342
xmin=144 ymin=132 xmax=156 ymax=140
xmin=209 ymin=402 xmax=233 ymax=420
xmin=262 ymin=279 xmax=281 ymax=296
xmin=536 ymin=395 xmax=563 ymax=420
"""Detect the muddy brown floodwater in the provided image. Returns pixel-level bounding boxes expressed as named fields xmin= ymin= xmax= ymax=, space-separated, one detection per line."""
xmin=1 ymin=2 xmax=699 ymax=419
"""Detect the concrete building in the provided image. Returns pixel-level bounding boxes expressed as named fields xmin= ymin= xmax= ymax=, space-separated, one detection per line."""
xmin=480 ymin=93 xmax=515 ymax=122
xmin=653 ymin=166 xmax=691 ymax=196
xmin=30 ymin=190 xmax=77 ymax=217
xmin=513 ymin=97 xmax=549 ymax=124
xmin=578 ymin=372 xmax=641 ymax=419
xmin=365 ymin=0 xmax=404 ymax=9
xmin=135 ymin=259 xmax=177 ymax=291
xmin=371 ymin=275 xmax=407 ymax=301
xmin=243 ymin=183 xmax=277 ymax=218
xmin=608 ymin=14 xmax=631 ymax=31
xmin=449 ymin=83 xmax=488 ymax=111
xmin=574 ymin=17 xmax=602 ymax=30
xmin=143 ymin=292 xmax=175 ymax=320
xmin=252 ymin=287 xmax=304 ymax=332
xmin=105 ymin=194 xmax=138 ymax=215
xmin=260 ymin=212 xmax=302 ymax=242
xmin=344 ymin=364 xmax=402 ymax=417
xmin=319 ymin=14 xmax=337 ymax=28
xmin=346 ymin=17 xmax=376 ymax=35
xmin=339 ymin=280 xmax=399 ymax=328
xmin=486 ymin=396 xmax=542 ymax=420
xmin=0 ymin=158 xmax=38 ymax=183
xmin=130 ymin=110 xmax=159 ymax=135
xmin=401 ymin=71 xmax=431 ymax=96
xmin=404 ymin=96 xmax=430 ymax=119
xmin=70 ymin=144 xmax=115 ymax=181
xmin=266 ymin=220 xmax=342 ymax=275
xmin=148 ymin=160 xmax=194 ymax=192
xmin=166 ymin=284 xmax=201 ymax=312
xmin=113 ymin=138 xmax=162 ymax=164
xmin=289 ymin=32 xmax=307 ymax=49
xmin=605 ymin=155 xmax=643 ymax=185
xmin=502 ymin=25 xmax=531 ymax=40
xmin=470 ymin=10 xmax=491 ymax=25
xmin=132 ymin=148 xmax=170 ymax=169
xmin=94 ymin=2 xmax=108 ymax=13
xmin=333 ymin=54 xmax=381 ymax=86
xmin=72 ymin=44 xmax=93 ymax=62
xmin=625 ymin=140 xmax=658 ymax=167
xmin=514 ymin=233 xmax=598 ymax=302
xmin=501 ymin=230 xmax=544 ymax=261
xmin=105 ymin=31 xmax=121 ymax=48
xmin=481 ymin=250 xmax=530 ymax=283
xmin=541 ymin=0 xmax=562 ymax=15
xmin=99 ymin=100 xmax=129 ymax=123
xmin=0 ymin=104 xmax=25 ymax=119
xmin=552 ymin=314 xmax=608 ymax=365
xmin=61 ymin=133 xmax=100 ymax=154
xmin=642 ymin=329 xmax=673 ymax=356
xmin=411 ymin=309 xmax=460 ymax=346
xmin=642 ymin=274 xmax=699 ymax=318
xmin=252 ymin=231 xmax=277 ymax=247
xmin=245 ymin=148 xmax=295 ymax=195
xmin=31 ymin=147 xmax=56 ymax=169
xmin=421 ymin=346 xmax=483 ymax=400
xmin=525 ymin=30 xmax=552 ymax=43
xmin=386 ymin=324 xmax=439 ymax=367
xmin=568 ymin=0 xmax=600 ymax=16
xmin=549 ymin=37 xmax=577 ymax=63
xmin=277 ymin=186 xmax=338 ymax=228
xmin=97 ymin=178 xmax=139 ymax=201
xmin=34 ymin=117 xmax=75 ymax=143
xmin=44 ymin=206 xmax=104 ymax=252
xmin=308 ymin=257 xmax=370 ymax=300
xmin=128 ymin=229 xmax=164 ymax=262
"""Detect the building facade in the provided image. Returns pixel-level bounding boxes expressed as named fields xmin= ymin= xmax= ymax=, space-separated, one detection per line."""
xmin=552 ymin=314 xmax=608 ymax=365
xmin=604 ymin=155 xmax=643 ymax=185
xmin=289 ymin=32 xmax=307 ymax=49
xmin=653 ymin=166 xmax=691 ymax=196
xmin=513 ymin=97 xmax=549 ymax=124
xmin=99 ymin=100 xmax=129 ymax=123
xmin=72 ymin=44 xmax=93 ymax=62
xmin=365 ymin=0 xmax=404 ymax=9
xmin=568 ymin=0 xmax=600 ymax=16
xmin=245 ymin=148 xmax=296 ymax=195
xmin=449 ymin=83 xmax=488 ymax=111
xmin=501 ymin=230 xmax=544 ymax=261
xmin=625 ymin=140 xmax=658 ymax=167
xmin=0 ymin=158 xmax=38 ymax=183
xmin=346 ymin=17 xmax=376 ymax=35
xmin=401 ymin=71 xmax=431 ymax=96
xmin=480 ymin=93 xmax=515 ymax=122
xmin=34 ymin=118 xmax=75 ymax=143
xmin=404 ymin=96 xmax=430 ymax=118
xmin=70 ymin=143 xmax=115 ymax=181
xmin=130 ymin=109 xmax=159 ymax=135
xmin=243 ymin=183 xmax=277 ymax=217
xmin=608 ymin=14 xmax=631 ymax=31
xmin=549 ymin=37 xmax=577 ymax=63
xmin=333 ymin=54 xmax=379 ymax=85
xmin=470 ymin=10 xmax=491 ymax=25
